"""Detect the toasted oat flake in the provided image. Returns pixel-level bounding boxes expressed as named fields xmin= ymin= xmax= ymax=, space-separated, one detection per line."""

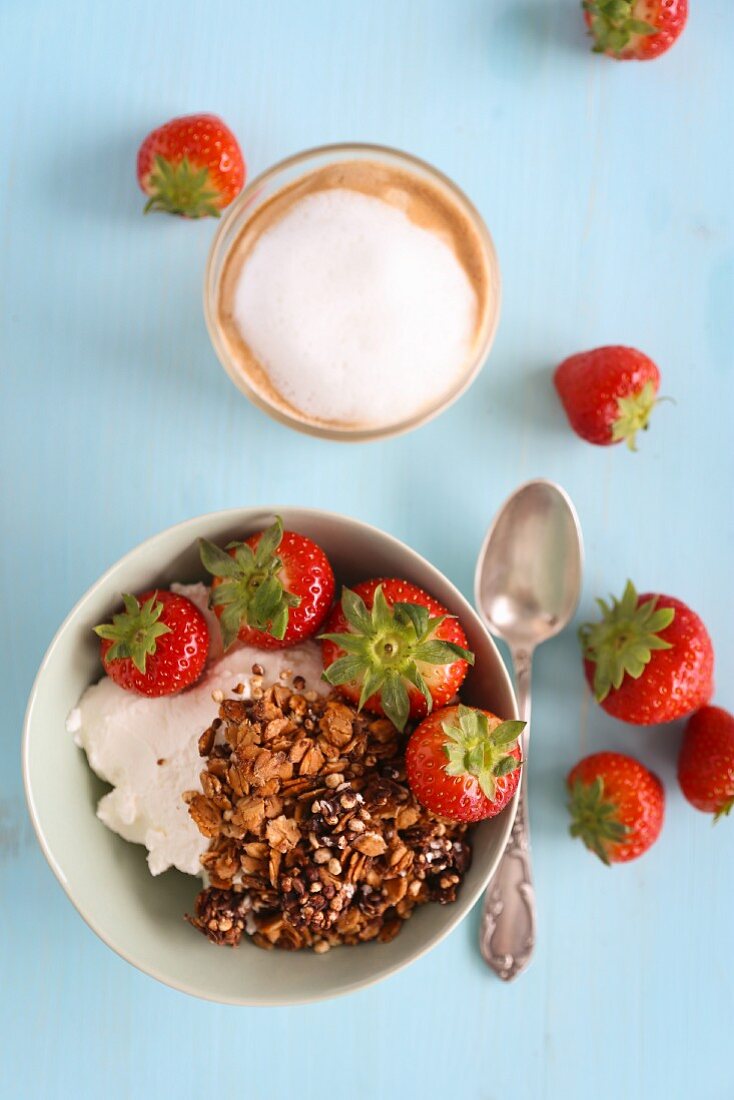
xmin=266 ymin=815 xmax=300 ymax=853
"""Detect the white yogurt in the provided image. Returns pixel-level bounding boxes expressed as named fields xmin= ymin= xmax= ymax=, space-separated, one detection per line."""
xmin=68 ymin=583 xmax=327 ymax=877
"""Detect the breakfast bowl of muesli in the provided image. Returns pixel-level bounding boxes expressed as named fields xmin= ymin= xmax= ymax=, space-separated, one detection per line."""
xmin=23 ymin=507 xmax=519 ymax=1005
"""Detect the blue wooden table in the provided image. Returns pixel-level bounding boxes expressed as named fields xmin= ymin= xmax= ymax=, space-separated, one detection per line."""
xmin=2 ymin=2 xmax=732 ymax=1097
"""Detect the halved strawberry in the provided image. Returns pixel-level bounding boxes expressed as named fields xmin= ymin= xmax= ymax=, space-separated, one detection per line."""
xmin=199 ymin=516 xmax=335 ymax=651
xmin=320 ymin=578 xmax=473 ymax=732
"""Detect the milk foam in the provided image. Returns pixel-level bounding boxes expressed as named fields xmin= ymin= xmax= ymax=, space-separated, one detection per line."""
xmin=232 ymin=188 xmax=479 ymax=426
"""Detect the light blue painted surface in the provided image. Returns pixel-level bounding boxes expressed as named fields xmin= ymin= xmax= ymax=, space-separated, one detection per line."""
xmin=1 ymin=2 xmax=732 ymax=1097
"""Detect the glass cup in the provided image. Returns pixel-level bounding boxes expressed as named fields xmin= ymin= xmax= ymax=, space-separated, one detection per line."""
xmin=204 ymin=142 xmax=501 ymax=442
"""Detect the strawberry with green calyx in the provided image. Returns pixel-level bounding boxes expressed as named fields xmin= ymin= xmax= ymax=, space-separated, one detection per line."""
xmin=567 ymin=752 xmax=664 ymax=864
xmin=94 ymin=590 xmax=209 ymax=697
xmin=406 ymin=705 xmax=525 ymax=822
xmin=320 ymin=578 xmax=474 ymax=733
xmin=579 ymin=580 xmax=714 ymax=725
xmin=554 ymin=346 xmax=662 ymax=450
xmin=678 ymin=706 xmax=734 ymax=820
xmin=199 ymin=516 xmax=335 ymax=651
xmin=136 ymin=114 xmax=245 ymax=218
xmin=582 ymin=0 xmax=687 ymax=61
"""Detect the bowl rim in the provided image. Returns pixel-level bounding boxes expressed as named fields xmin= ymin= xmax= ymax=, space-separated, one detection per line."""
xmin=22 ymin=506 xmax=518 ymax=1005
xmin=203 ymin=141 xmax=502 ymax=443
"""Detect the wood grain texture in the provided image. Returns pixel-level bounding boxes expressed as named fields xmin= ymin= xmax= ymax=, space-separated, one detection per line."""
xmin=1 ymin=1 xmax=732 ymax=1097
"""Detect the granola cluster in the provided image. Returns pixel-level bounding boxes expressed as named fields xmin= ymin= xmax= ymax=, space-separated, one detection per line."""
xmin=184 ymin=672 xmax=472 ymax=952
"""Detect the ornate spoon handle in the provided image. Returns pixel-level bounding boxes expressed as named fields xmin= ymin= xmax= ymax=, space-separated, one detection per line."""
xmin=478 ymin=777 xmax=535 ymax=979
xmin=478 ymin=649 xmax=536 ymax=981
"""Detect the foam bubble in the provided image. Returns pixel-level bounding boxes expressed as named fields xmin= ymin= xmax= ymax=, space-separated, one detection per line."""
xmin=233 ymin=188 xmax=479 ymax=426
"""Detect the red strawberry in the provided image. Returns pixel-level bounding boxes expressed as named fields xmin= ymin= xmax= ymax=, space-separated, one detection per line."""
xmin=94 ymin=590 xmax=209 ymax=697
xmin=554 ymin=346 xmax=661 ymax=450
xmin=406 ymin=705 xmax=524 ymax=822
xmin=199 ymin=516 xmax=335 ymax=651
xmin=320 ymin=579 xmax=474 ymax=732
xmin=136 ymin=114 xmax=245 ymax=218
xmin=580 ymin=581 xmax=713 ymax=725
xmin=583 ymin=0 xmax=687 ymax=60
xmin=678 ymin=706 xmax=734 ymax=820
xmin=567 ymin=752 xmax=664 ymax=864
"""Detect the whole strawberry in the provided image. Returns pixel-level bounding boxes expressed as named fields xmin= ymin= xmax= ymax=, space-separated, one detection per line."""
xmin=136 ymin=114 xmax=245 ymax=218
xmin=678 ymin=706 xmax=734 ymax=820
xmin=583 ymin=0 xmax=687 ymax=60
xmin=199 ymin=516 xmax=335 ymax=651
xmin=321 ymin=579 xmax=473 ymax=732
xmin=567 ymin=751 xmax=664 ymax=863
xmin=406 ymin=705 xmax=525 ymax=823
xmin=579 ymin=581 xmax=713 ymax=725
xmin=94 ymin=590 xmax=209 ymax=697
xmin=554 ymin=345 xmax=661 ymax=450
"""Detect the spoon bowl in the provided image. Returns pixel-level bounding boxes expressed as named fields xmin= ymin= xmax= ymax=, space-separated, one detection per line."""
xmin=475 ymin=479 xmax=583 ymax=651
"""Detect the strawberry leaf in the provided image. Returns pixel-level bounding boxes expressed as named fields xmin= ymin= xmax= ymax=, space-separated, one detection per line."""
xmin=253 ymin=516 xmax=284 ymax=567
xmin=494 ymin=755 xmax=520 ymax=778
xmin=325 ymin=655 xmax=371 ymax=685
xmin=319 ymin=631 xmax=367 ymax=655
xmin=402 ymin=661 xmax=433 ymax=712
xmin=358 ymin=665 xmax=387 ymax=711
xmin=219 ymin=604 xmax=244 ymax=651
xmin=381 ymin=672 xmax=410 ymax=732
xmin=628 ymin=18 xmax=657 ymax=35
xmin=340 ymin=587 xmax=372 ymax=633
xmin=371 ymin=586 xmax=394 ymax=632
xmin=199 ymin=539 xmax=242 ymax=578
xmin=412 ymin=640 xmax=474 ymax=666
xmin=393 ymin=602 xmax=431 ymax=637
xmin=492 ymin=720 xmax=527 ymax=747
xmin=714 ymin=796 xmax=734 ymax=823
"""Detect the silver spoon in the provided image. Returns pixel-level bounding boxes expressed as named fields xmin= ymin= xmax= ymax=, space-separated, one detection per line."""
xmin=474 ymin=478 xmax=583 ymax=980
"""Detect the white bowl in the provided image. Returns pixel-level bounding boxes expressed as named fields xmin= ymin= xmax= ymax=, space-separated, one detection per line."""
xmin=23 ymin=507 xmax=517 ymax=1005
